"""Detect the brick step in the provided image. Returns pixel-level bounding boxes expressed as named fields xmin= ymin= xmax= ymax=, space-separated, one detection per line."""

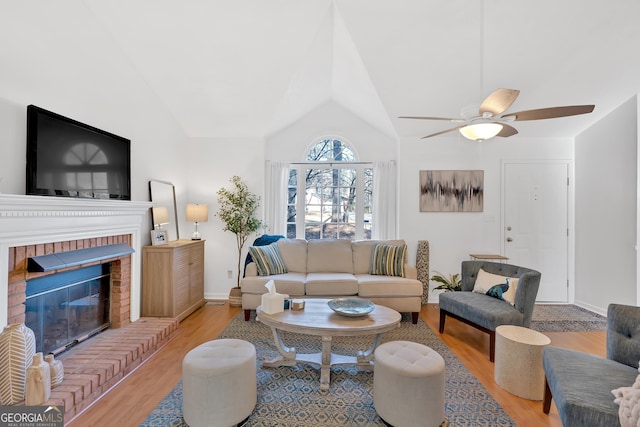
xmin=29 ymin=317 xmax=179 ymax=423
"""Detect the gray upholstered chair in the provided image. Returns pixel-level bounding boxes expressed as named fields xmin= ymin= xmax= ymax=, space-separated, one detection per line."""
xmin=543 ymin=303 xmax=640 ymax=427
xmin=438 ymin=260 xmax=541 ymax=361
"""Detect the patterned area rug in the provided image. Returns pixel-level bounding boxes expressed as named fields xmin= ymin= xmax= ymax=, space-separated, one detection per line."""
xmin=530 ymin=304 xmax=607 ymax=332
xmin=141 ymin=312 xmax=515 ymax=427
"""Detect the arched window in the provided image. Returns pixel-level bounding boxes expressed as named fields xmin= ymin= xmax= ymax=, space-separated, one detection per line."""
xmin=63 ymin=142 xmax=110 ymax=197
xmin=287 ymin=138 xmax=372 ymax=240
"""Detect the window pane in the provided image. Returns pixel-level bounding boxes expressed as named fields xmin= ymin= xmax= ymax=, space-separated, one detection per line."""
xmin=305 ymin=224 xmax=320 ymax=240
xmin=287 ymin=224 xmax=296 ymax=239
xmin=306 ymin=139 xmax=355 ymax=162
xmin=294 ymin=140 xmax=373 ymax=241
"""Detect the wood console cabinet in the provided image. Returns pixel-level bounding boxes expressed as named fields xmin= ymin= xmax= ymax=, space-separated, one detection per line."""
xmin=142 ymin=239 xmax=205 ymax=321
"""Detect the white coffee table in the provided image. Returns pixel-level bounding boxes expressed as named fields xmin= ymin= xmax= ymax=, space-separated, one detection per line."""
xmin=257 ymin=298 xmax=401 ymax=391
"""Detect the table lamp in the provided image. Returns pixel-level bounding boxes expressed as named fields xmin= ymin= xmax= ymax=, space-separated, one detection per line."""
xmin=186 ymin=203 xmax=208 ymax=240
xmin=152 ymin=206 xmax=170 ymax=230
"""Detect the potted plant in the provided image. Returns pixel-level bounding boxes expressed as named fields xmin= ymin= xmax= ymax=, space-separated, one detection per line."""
xmin=431 ymin=271 xmax=462 ymax=292
xmin=217 ymin=176 xmax=265 ymax=306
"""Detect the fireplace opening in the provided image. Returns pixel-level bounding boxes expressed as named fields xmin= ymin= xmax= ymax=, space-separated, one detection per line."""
xmin=25 ymin=263 xmax=111 ymax=355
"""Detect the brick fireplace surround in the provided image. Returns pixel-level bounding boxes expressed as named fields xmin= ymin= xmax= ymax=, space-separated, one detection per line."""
xmin=0 ymin=195 xmax=178 ymax=422
xmin=7 ymin=234 xmax=133 ymax=328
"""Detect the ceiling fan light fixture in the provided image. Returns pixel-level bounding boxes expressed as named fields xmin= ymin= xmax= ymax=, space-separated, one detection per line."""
xmin=459 ymin=122 xmax=503 ymax=141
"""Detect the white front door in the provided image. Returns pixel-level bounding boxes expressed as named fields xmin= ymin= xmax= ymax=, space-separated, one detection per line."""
xmin=503 ymin=161 xmax=569 ymax=302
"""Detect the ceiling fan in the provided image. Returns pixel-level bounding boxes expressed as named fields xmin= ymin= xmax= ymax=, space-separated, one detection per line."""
xmin=399 ymin=88 xmax=595 ymax=141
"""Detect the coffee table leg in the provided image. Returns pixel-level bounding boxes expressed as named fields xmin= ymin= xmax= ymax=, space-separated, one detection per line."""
xmin=320 ymin=336 xmax=332 ymax=391
xmin=356 ymin=332 xmax=383 ymax=369
xmin=262 ymin=327 xmax=297 ymax=367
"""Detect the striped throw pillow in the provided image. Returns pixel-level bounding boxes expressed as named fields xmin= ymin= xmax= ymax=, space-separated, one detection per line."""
xmin=248 ymin=243 xmax=288 ymax=276
xmin=369 ymin=243 xmax=407 ymax=277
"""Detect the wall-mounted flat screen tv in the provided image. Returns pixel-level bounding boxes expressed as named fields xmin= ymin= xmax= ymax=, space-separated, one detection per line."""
xmin=26 ymin=105 xmax=131 ymax=200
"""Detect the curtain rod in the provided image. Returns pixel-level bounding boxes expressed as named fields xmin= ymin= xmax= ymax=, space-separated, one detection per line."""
xmin=289 ymin=161 xmax=374 ymax=166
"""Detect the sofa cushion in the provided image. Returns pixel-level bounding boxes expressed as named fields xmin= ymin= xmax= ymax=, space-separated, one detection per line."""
xmin=248 ymin=243 xmax=288 ymax=276
xmin=307 ymin=239 xmax=354 ymax=273
xmin=607 ymin=303 xmax=640 ymax=368
xmin=369 ymin=243 xmax=407 ymax=277
xmin=357 ymin=274 xmax=423 ymax=297
xmin=277 ymin=239 xmax=308 ymax=273
xmin=240 ymin=273 xmax=306 ymax=297
xmin=305 ymin=273 xmax=358 ymax=296
xmin=352 ymin=240 xmax=406 ymax=274
xmin=543 ymin=346 xmax=637 ymax=427
xmin=472 ymin=268 xmax=519 ymax=306
xmin=439 ymin=291 xmax=523 ymax=331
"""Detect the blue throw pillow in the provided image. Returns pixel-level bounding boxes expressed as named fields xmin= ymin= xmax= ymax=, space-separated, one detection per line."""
xmin=486 ymin=279 xmax=510 ymax=301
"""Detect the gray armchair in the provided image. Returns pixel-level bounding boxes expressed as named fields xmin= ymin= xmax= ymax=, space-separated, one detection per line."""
xmin=438 ymin=260 xmax=541 ymax=361
xmin=543 ymin=303 xmax=640 ymax=427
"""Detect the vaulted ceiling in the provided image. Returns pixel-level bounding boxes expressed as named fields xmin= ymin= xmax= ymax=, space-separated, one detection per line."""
xmin=5 ymin=0 xmax=640 ymax=140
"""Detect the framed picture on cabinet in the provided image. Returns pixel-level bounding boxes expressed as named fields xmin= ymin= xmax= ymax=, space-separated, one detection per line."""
xmin=150 ymin=229 xmax=168 ymax=246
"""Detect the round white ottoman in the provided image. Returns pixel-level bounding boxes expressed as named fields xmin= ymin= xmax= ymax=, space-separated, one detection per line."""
xmin=182 ymin=339 xmax=257 ymax=427
xmin=374 ymin=340 xmax=445 ymax=427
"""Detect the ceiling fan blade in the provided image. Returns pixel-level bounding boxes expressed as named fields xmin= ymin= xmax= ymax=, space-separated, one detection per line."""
xmin=399 ymin=115 xmax=462 ymax=121
xmin=504 ymin=105 xmax=595 ymax=121
xmin=420 ymin=125 xmax=465 ymax=139
xmin=479 ymin=88 xmax=520 ymax=116
xmin=496 ymin=123 xmax=518 ymax=138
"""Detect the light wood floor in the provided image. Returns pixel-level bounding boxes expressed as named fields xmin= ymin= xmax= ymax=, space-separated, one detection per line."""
xmin=69 ymin=302 xmax=606 ymax=427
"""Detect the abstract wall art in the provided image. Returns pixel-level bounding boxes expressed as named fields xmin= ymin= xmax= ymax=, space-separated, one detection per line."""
xmin=419 ymin=170 xmax=484 ymax=212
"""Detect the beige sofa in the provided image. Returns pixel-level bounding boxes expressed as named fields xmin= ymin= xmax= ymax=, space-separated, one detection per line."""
xmin=241 ymin=238 xmax=424 ymax=323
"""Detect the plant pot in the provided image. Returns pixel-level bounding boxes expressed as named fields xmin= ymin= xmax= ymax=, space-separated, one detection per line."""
xmin=229 ymin=287 xmax=243 ymax=307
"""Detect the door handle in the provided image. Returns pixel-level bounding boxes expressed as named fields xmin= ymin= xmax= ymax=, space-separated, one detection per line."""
xmin=506 ymin=237 xmax=513 ymax=242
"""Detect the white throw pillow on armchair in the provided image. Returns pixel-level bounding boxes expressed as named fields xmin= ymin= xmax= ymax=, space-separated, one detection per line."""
xmin=472 ymin=268 xmax=519 ymax=305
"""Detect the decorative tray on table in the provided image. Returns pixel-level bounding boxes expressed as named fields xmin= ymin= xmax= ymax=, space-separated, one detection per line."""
xmin=327 ymin=298 xmax=375 ymax=317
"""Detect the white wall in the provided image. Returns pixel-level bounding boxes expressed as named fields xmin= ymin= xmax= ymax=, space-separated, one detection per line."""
xmin=575 ymin=95 xmax=638 ymax=312
xmin=398 ymin=135 xmax=574 ymax=302
xmin=0 ymin=2 xmax=189 ymax=243
xmin=266 ymin=101 xmax=397 ymax=162
xmin=186 ymin=137 xmax=265 ymax=300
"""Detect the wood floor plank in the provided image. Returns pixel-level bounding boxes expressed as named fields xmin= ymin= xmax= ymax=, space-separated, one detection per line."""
xmin=68 ymin=302 xmax=241 ymax=427
xmin=68 ymin=302 xmax=606 ymax=427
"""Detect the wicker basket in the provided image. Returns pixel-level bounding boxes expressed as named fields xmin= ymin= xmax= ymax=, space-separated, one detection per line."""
xmin=229 ymin=287 xmax=243 ymax=307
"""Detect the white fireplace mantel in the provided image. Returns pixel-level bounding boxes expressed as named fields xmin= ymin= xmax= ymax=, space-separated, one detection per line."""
xmin=0 ymin=194 xmax=153 ymax=328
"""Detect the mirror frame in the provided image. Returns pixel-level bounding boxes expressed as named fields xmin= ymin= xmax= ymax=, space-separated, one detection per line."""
xmin=149 ymin=179 xmax=179 ymax=241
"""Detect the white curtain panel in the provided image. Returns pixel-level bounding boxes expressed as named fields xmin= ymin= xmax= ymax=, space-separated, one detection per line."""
xmin=372 ymin=160 xmax=398 ymax=240
xmin=265 ymin=161 xmax=289 ymax=236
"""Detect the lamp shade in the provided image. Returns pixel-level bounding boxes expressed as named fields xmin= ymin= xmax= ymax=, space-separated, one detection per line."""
xmin=152 ymin=206 xmax=170 ymax=226
xmin=186 ymin=204 xmax=209 ymax=223
xmin=459 ymin=122 xmax=503 ymax=141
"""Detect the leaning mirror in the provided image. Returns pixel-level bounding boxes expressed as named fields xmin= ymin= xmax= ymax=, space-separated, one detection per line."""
xmin=149 ymin=180 xmax=179 ymax=241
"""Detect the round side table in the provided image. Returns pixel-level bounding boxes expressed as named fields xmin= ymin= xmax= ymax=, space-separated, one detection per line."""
xmin=494 ymin=325 xmax=551 ymax=400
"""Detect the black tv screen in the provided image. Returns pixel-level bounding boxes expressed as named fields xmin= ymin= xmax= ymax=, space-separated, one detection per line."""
xmin=26 ymin=105 xmax=131 ymax=200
